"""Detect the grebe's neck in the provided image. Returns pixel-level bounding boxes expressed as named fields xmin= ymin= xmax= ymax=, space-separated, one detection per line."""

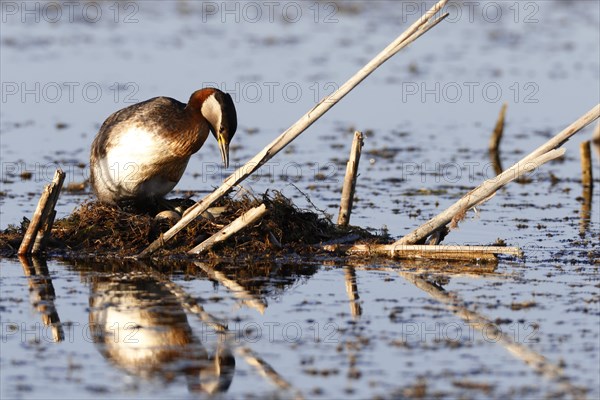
xmin=164 ymin=89 xmax=216 ymax=157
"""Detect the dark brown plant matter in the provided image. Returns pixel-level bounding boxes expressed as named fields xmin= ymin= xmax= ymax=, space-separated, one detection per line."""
xmin=64 ymin=257 xmax=321 ymax=301
xmin=0 ymin=191 xmax=378 ymax=259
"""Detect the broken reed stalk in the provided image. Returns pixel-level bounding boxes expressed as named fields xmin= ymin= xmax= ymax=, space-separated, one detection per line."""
xmin=325 ymin=244 xmax=520 ymax=261
xmin=32 ymin=210 xmax=56 ymax=253
xmin=489 ymin=102 xmax=507 ymax=175
xmin=490 ymin=149 xmax=503 ymax=177
xmin=395 ymin=104 xmax=600 ymax=246
xmin=579 ymin=141 xmax=593 ymax=236
xmin=396 ymin=149 xmax=565 ymax=246
xmin=188 ymin=203 xmax=268 ymax=255
xmin=580 ymin=140 xmax=593 ymax=188
xmin=338 ymin=131 xmax=364 ymax=226
xmin=489 ymin=102 xmax=507 ymax=152
xmin=18 ymin=187 xmax=52 ymax=255
xmin=18 ymin=169 xmax=65 ymax=255
xmin=139 ymin=0 xmax=450 ymax=257
xmin=37 ymin=170 xmax=65 ymax=248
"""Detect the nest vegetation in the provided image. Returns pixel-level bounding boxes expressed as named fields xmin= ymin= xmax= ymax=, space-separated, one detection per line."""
xmin=1 ymin=191 xmax=376 ymax=259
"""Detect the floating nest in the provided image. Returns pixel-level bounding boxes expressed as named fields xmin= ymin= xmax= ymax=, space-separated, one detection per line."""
xmin=0 ymin=191 xmax=379 ymax=259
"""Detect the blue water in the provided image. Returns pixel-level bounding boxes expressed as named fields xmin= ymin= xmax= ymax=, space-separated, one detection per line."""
xmin=1 ymin=1 xmax=599 ymax=398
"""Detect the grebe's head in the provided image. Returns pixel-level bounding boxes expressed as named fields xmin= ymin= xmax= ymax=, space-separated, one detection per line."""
xmin=190 ymin=88 xmax=237 ymax=168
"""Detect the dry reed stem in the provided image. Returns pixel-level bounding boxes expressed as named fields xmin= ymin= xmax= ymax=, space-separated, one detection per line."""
xmin=579 ymin=141 xmax=593 ymax=235
xmin=489 ymin=102 xmax=507 ymax=152
xmin=580 ymin=140 xmax=593 ymax=188
xmin=188 ymin=204 xmax=268 ymax=254
xmin=396 ymin=149 xmax=565 ymax=245
xmin=139 ymin=0 xmax=450 ymax=257
xmin=325 ymin=244 xmax=520 ymax=261
xmin=489 ymin=103 xmax=508 ymax=175
xmin=18 ymin=186 xmax=52 ymax=255
xmin=19 ymin=169 xmax=65 ymax=255
xmin=396 ymin=104 xmax=600 ymax=245
xmin=32 ymin=210 xmax=56 ymax=253
xmin=338 ymin=131 xmax=364 ymax=226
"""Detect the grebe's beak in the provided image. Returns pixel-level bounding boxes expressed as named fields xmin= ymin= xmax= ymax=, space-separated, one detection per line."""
xmin=218 ymin=133 xmax=229 ymax=169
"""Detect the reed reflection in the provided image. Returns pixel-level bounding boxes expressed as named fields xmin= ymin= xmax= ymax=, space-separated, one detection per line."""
xmin=18 ymin=255 xmax=65 ymax=342
xmin=63 ymin=258 xmax=318 ymax=395
xmin=89 ymin=272 xmax=234 ymax=394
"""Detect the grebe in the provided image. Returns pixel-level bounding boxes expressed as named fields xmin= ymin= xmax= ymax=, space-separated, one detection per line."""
xmin=90 ymin=88 xmax=237 ymax=205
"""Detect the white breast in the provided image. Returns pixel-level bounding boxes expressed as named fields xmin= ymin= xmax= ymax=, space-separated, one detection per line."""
xmin=92 ymin=127 xmax=176 ymax=201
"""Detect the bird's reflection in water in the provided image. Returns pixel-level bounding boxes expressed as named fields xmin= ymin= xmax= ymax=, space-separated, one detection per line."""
xmin=89 ymin=272 xmax=234 ymax=394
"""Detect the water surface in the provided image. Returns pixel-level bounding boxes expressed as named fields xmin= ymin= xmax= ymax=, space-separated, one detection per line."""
xmin=1 ymin=1 xmax=599 ymax=398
